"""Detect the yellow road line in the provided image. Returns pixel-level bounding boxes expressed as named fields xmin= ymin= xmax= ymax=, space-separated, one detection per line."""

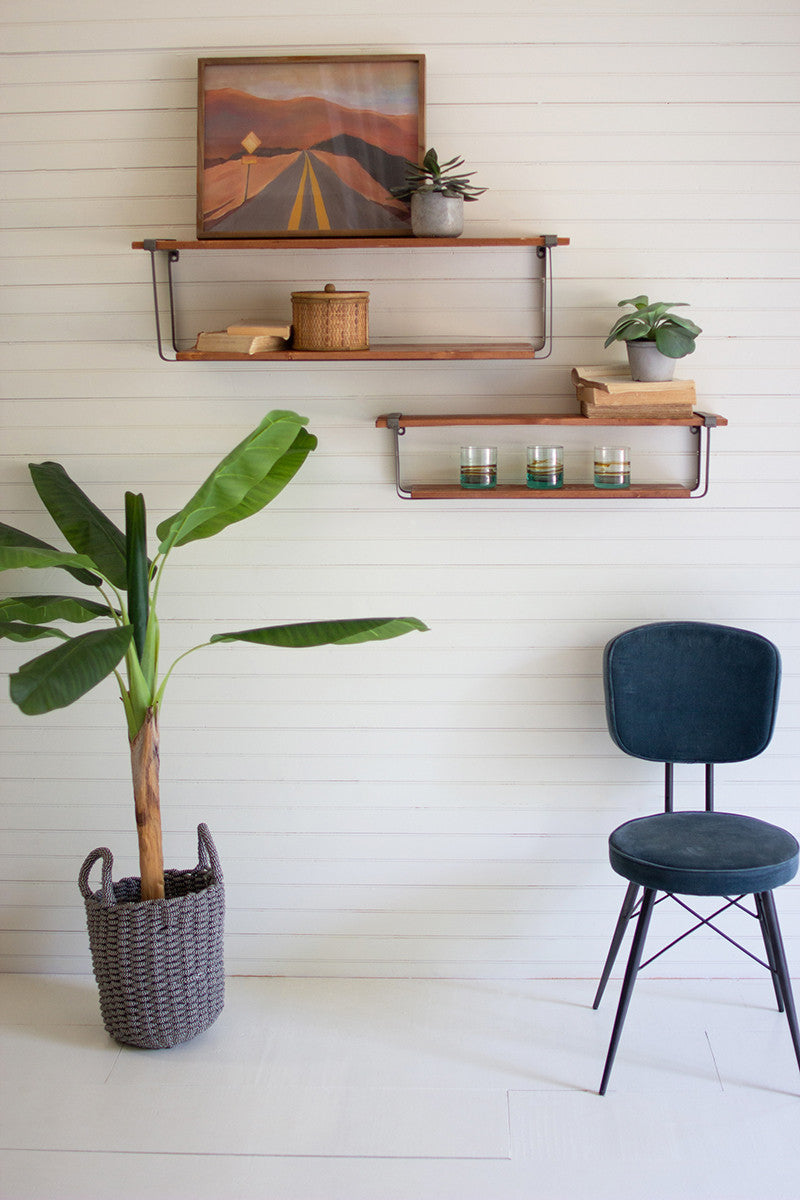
xmin=287 ymin=153 xmax=330 ymax=231
xmin=306 ymin=156 xmax=331 ymax=230
xmin=287 ymin=158 xmax=309 ymax=230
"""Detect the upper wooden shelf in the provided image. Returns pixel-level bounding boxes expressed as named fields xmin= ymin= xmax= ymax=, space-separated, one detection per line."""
xmin=135 ymin=234 xmax=568 ymax=362
xmin=133 ymin=236 xmax=570 ymax=251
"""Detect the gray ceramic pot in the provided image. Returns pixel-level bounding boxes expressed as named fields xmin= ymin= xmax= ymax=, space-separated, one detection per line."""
xmin=410 ymin=192 xmax=464 ymax=237
xmin=626 ymin=340 xmax=677 ymax=382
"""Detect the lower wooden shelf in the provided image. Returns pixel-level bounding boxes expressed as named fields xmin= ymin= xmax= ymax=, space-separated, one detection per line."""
xmin=176 ymin=341 xmax=537 ymax=362
xmin=376 ymin=410 xmax=727 ymax=500
xmin=404 ymin=483 xmax=694 ymax=499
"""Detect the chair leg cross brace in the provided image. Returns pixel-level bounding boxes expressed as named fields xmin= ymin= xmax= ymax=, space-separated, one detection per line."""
xmin=595 ymin=891 xmax=777 ymax=1008
xmin=640 ymin=894 xmax=771 ymax=974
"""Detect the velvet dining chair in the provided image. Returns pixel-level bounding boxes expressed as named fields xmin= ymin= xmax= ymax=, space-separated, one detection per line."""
xmin=593 ymin=620 xmax=800 ymax=1094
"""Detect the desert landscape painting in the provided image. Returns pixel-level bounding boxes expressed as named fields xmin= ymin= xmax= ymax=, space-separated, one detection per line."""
xmin=197 ymin=56 xmax=425 ymax=237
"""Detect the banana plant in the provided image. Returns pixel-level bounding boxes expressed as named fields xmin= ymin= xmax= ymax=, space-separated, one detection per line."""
xmin=0 ymin=411 xmax=427 ymax=901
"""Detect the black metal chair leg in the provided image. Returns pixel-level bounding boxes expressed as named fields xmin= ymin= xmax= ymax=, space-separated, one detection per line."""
xmin=755 ymin=892 xmax=784 ymax=1013
xmin=759 ymin=891 xmax=800 ymax=1073
xmin=599 ymin=887 xmax=657 ymax=1096
xmin=593 ymin=881 xmax=640 ymax=1010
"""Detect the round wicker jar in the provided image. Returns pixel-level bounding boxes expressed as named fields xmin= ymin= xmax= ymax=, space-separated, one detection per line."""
xmin=291 ymin=283 xmax=369 ymax=351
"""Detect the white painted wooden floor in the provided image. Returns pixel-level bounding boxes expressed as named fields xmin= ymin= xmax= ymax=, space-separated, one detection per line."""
xmin=2 ymin=973 xmax=800 ymax=1200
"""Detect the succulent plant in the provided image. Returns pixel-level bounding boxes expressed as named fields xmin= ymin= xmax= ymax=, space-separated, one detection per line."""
xmin=391 ymin=148 xmax=486 ymax=202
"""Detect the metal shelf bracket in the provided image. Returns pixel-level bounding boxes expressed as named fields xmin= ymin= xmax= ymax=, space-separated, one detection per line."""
xmin=143 ymin=239 xmax=180 ymax=361
xmin=535 ymin=234 xmax=559 ymax=359
xmin=385 ymin=413 xmax=413 ymax=499
xmin=690 ymin=412 xmax=718 ymax=499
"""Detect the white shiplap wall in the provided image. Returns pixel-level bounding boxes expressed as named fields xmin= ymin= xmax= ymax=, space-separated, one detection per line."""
xmin=2 ymin=0 xmax=799 ymax=978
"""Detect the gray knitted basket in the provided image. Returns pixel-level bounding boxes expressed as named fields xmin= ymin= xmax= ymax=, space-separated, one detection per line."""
xmin=79 ymin=823 xmax=225 ymax=1050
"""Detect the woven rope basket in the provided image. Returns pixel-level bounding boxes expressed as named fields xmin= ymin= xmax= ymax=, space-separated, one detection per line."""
xmin=291 ymin=283 xmax=369 ymax=350
xmin=79 ymin=823 xmax=225 ymax=1049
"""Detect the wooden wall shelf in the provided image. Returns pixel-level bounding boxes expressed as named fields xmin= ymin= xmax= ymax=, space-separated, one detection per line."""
xmin=134 ymin=235 xmax=568 ymax=362
xmin=133 ymin=236 xmax=569 ymax=252
xmin=375 ymin=413 xmax=723 ymax=429
xmin=376 ymin=411 xmax=726 ymax=500
xmin=175 ymin=342 xmax=538 ymax=362
xmin=403 ymin=483 xmax=696 ymax=500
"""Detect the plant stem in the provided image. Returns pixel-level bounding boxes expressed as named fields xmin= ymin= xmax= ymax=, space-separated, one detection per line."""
xmin=130 ymin=706 xmax=164 ymax=900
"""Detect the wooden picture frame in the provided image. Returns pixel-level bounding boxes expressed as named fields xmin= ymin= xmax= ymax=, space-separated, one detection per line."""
xmin=197 ymin=54 xmax=425 ymax=239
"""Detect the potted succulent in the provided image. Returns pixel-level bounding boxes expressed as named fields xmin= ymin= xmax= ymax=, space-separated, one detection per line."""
xmin=391 ymin=147 xmax=486 ymax=237
xmin=0 ymin=410 xmax=427 ymax=1048
xmin=604 ymin=294 xmax=702 ymax=381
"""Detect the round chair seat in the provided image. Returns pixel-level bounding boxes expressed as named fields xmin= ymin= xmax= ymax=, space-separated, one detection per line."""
xmin=609 ymin=811 xmax=799 ymax=896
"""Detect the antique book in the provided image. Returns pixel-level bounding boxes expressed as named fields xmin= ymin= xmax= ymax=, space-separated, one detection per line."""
xmin=226 ymin=318 xmax=292 ymax=338
xmin=571 ymin=365 xmax=696 ymax=415
xmin=194 ymin=330 xmax=288 ymax=354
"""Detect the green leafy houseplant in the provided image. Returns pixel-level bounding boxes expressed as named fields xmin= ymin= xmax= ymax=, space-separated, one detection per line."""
xmin=604 ymin=295 xmax=702 ymax=359
xmin=0 ymin=410 xmax=427 ymax=902
xmin=390 ymin=147 xmax=487 ymax=202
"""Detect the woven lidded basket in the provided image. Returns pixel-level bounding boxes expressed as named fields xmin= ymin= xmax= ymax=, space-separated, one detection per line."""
xmin=291 ymin=282 xmax=369 ymax=350
xmin=79 ymin=823 xmax=225 ymax=1049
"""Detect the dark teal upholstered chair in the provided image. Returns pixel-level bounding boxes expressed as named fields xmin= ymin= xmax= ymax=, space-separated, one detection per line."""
xmin=593 ymin=621 xmax=800 ymax=1094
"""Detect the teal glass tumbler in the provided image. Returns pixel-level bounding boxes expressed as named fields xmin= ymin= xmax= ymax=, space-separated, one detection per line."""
xmin=594 ymin=445 xmax=630 ymax=489
xmin=527 ymin=444 xmax=564 ymax=489
xmin=460 ymin=445 xmax=497 ymax=489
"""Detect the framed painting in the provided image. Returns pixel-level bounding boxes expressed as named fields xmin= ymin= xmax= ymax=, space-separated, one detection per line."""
xmin=197 ymin=54 xmax=425 ymax=239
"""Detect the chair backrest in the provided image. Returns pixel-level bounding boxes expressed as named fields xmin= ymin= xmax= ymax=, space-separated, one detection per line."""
xmin=603 ymin=621 xmax=781 ymax=764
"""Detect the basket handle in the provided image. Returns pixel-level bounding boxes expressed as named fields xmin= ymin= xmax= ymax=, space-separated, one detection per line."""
xmin=78 ymin=846 xmax=115 ymax=904
xmin=196 ymin=823 xmax=223 ymax=884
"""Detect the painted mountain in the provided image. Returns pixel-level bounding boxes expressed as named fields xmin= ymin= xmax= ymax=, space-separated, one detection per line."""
xmin=200 ymin=88 xmax=420 ymax=235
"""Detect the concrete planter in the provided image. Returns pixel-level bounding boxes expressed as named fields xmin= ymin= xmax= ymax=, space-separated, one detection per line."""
xmin=410 ymin=192 xmax=464 ymax=237
xmin=626 ymin=340 xmax=677 ymax=382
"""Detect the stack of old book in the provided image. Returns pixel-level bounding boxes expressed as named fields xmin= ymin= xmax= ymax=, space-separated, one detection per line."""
xmin=571 ymin=365 xmax=696 ymax=418
xmin=193 ymin=317 xmax=292 ymax=355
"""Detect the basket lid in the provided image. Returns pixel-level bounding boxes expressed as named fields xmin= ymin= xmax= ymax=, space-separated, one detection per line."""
xmin=291 ymin=282 xmax=370 ymax=301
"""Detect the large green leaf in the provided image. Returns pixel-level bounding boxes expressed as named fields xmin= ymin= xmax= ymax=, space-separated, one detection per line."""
xmin=9 ymin=625 xmax=133 ymax=715
xmin=0 ymin=521 xmax=100 ymax=587
xmin=0 ymin=594 xmax=117 ymax=624
xmin=176 ymin=429 xmax=317 ymax=547
xmin=156 ymin=412 xmax=317 ymax=552
xmin=0 ymin=544 xmax=101 ymax=576
xmin=29 ymin=462 xmax=128 ymax=588
xmin=210 ymin=616 xmax=429 ymax=649
xmin=0 ymin=621 xmax=70 ymax=643
xmin=125 ymin=492 xmax=149 ymax=661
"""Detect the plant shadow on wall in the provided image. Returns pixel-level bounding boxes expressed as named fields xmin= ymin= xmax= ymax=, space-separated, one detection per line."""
xmin=0 ymin=410 xmax=427 ymax=1049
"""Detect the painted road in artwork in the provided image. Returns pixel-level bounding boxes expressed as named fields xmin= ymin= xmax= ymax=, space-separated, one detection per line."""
xmin=200 ymin=79 xmax=419 ymax=236
xmin=212 ymin=149 xmax=405 ymax=235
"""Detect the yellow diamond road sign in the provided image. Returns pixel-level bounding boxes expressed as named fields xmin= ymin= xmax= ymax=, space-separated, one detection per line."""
xmin=241 ymin=131 xmax=261 ymax=155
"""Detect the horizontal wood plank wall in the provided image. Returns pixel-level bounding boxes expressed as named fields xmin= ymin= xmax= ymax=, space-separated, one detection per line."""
xmin=1 ymin=0 xmax=799 ymax=977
